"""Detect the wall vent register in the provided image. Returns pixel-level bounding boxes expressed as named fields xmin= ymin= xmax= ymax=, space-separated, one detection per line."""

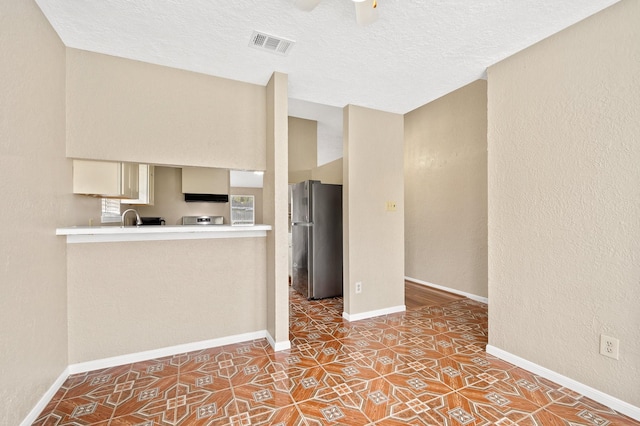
xmin=249 ymin=31 xmax=295 ymax=56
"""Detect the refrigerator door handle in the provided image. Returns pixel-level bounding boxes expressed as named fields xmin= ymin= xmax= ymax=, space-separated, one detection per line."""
xmin=292 ymin=222 xmax=314 ymax=226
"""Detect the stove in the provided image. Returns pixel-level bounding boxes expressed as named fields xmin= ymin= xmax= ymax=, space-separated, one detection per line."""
xmin=182 ymin=215 xmax=224 ymax=225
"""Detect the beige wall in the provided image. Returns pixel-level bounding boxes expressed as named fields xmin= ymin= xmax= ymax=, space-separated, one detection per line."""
xmin=488 ymin=0 xmax=640 ymax=407
xmin=312 ymin=158 xmax=343 ymax=185
xmin=230 ymin=187 xmax=264 ymax=225
xmin=343 ymin=105 xmax=405 ymax=315
xmin=288 ymin=117 xmax=317 ymax=173
xmin=66 ymin=48 xmax=266 ymax=171
xmin=264 ymin=73 xmax=290 ymax=346
xmin=288 ymin=170 xmax=312 ymax=185
xmin=0 ymin=1 xmax=88 ymax=423
xmin=67 ymin=238 xmax=267 ymax=362
xmin=404 ymin=80 xmax=488 ymax=298
xmin=133 ymin=166 xmax=263 ymax=225
xmin=290 ymin=158 xmax=343 ymax=185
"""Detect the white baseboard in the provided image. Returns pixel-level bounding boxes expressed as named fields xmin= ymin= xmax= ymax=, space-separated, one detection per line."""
xmin=343 ymin=305 xmax=406 ymax=322
xmin=20 ymin=366 xmax=70 ymax=426
xmin=23 ymin=329 xmax=290 ymax=425
xmin=266 ymin=331 xmax=291 ymax=352
xmin=68 ymin=330 xmax=269 ymax=375
xmin=405 ymin=276 xmax=488 ymax=304
xmin=486 ymin=345 xmax=640 ymax=421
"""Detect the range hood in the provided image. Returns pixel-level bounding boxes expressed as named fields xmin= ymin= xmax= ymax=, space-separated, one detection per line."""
xmin=184 ymin=193 xmax=229 ymax=203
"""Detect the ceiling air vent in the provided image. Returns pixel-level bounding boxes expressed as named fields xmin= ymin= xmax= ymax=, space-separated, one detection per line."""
xmin=249 ymin=31 xmax=295 ymax=56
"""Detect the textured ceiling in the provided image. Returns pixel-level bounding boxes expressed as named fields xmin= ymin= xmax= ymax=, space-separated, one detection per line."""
xmin=36 ymin=0 xmax=617 ymax=116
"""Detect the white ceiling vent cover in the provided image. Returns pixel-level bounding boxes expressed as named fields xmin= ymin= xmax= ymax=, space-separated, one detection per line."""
xmin=249 ymin=31 xmax=295 ymax=56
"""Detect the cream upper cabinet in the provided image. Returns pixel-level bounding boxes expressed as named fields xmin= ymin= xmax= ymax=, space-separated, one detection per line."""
xmin=121 ymin=165 xmax=154 ymax=205
xmin=73 ymin=160 xmax=139 ymax=199
xmin=181 ymin=167 xmax=229 ymax=194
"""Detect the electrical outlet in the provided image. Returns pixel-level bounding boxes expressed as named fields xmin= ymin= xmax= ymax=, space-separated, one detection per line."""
xmin=385 ymin=201 xmax=397 ymax=212
xmin=600 ymin=334 xmax=619 ymax=360
xmin=355 ymin=281 xmax=362 ymax=294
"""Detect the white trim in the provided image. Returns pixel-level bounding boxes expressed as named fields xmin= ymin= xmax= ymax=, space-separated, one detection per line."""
xmin=20 ymin=367 xmax=70 ymax=426
xmin=56 ymin=224 xmax=271 ymax=244
xmin=486 ymin=345 xmax=640 ymax=421
xmin=266 ymin=331 xmax=291 ymax=352
xmin=68 ymin=330 xmax=268 ymax=375
xmin=405 ymin=276 xmax=488 ymax=304
xmin=63 ymin=230 xmax=268 ymax=243
xmin=343 ymin=305 xmax=406 ymax=322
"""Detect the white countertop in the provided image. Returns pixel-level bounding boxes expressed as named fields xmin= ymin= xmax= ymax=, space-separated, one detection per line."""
xmin=57 ymin=224 xmax=272 ymax=243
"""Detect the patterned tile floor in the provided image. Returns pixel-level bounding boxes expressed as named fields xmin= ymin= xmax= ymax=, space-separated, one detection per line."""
xmin=34 ymin=287 xmax=638 ymax=425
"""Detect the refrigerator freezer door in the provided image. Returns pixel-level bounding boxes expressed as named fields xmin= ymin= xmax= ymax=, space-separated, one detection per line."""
xmin=310 ymin=182 xmax=343 ymax=299
xmin=291 ymin=181 xmax=311 ymax=224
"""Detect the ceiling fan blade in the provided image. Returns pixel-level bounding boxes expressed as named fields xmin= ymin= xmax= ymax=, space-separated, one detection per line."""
xmin=293 ymin=0 xmax=323 ymax=11
xmin=353 ymin=0 xmax=379 ymax=26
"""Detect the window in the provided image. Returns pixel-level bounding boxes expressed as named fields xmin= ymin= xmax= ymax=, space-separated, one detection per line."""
xmin=230 ymin=195 xmax=255 ymax=226
xmin=101 ymin=198 xmax=121 ymax=223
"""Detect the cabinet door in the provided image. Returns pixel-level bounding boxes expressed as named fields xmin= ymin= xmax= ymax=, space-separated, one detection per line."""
xmin=73 ymin=160 xmax=139 ymax=199
xmin=122 ymin=165 xmax=152 ymax=205
xmin=181 ymin=167 xmax=229 ymax=194
xmin=120 ymin=162 xmax=139 ymax=199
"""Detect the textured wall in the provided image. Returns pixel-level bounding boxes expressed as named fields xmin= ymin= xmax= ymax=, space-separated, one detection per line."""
xmin=288 ymin=170 xmax=312 ymax=185
xmin=343 ymin=105 xmax=405 ymax=315
xmin=404 ymin=80 xmax=488 ymax=298
xmin=264 ymin=73 xmax=290 ymax=346
xmin=67 ymin=238 xmax=267 ymax=363
xmin=312 ymin=158 xmax=343 ymax=185
xmin=66 ymin=48 xmax=266 ymax=171
xmin=288 ymin=117 xmax=317 ymax=172
xmin=488 ymin=0 xmax=640 ymax=406
xmin=0 ymin=1 xmax=87 ymax=423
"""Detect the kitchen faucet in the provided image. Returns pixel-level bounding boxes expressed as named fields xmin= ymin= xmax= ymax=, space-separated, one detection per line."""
xmin=121 ymin=208 xmax=142 ymax=227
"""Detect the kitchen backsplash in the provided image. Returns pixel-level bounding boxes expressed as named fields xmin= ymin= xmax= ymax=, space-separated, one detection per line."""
xmin=132 ymin=166 xmax=263 ymax=225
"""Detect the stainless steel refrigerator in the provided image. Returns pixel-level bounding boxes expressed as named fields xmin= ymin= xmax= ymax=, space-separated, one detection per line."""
xmin=291 ymin=180 xmax=343 ymax=299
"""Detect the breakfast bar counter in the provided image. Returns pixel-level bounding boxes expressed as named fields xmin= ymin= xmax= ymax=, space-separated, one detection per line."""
xmin=56 ymin=224 xmax=272 ymax=243
xmin=62 ymin=225 xmax=270 ymax=364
